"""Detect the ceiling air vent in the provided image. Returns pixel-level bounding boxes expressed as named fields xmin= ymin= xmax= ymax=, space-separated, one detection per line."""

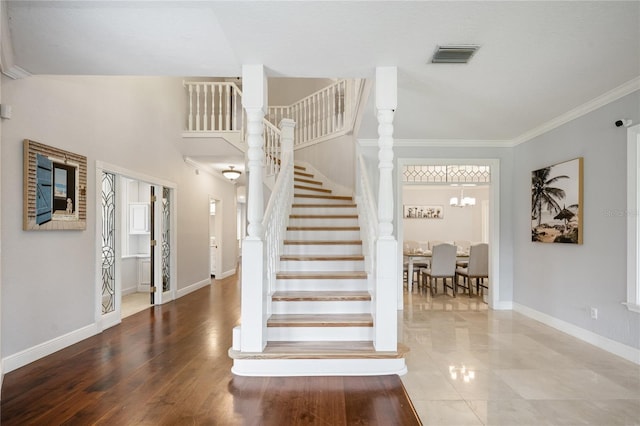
xmin=431 ymin=45 xmax=480 ymax=64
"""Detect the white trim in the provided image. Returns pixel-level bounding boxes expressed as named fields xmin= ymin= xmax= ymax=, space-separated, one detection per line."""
xmin=513 ymin=303 xmax=640 ymax=365
xmin=95 ymin=161 xmax=177 ymax=189
xmin=217 ymin=268 xmax=237 ymax=280
xmin=627 ymin=124 xmax=640 ymax=313
xmin=397 ymin=157 xmax=503 ymax=310
xmin=231 ymin=358 xmax=407 ymax=377
xmin=176 ymin=278 xmax=211 ymax=299
xmin=2 ymin=324 xmax=100 ymax=373
xmin=358 ymin=138 xmax=510 ymax=148
xmin=512 ymin=77 xmax=640 ymax=146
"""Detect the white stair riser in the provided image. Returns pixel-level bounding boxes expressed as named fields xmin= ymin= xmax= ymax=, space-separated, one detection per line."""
xmin=286 ymin=230 xmax=361 ymax=240
xmin=232 ymin=358 xmax=408 ymax=377
xmin=279 ymin=260 xmax=364 ymax=272
xmin=267 ymin=326 xmax=373 ymax=341
xmin=293 ymin=197 xmax=353 ymax=205
xmin=291 ymin=207 xmax=357 ymax=216
xmin=271 ymin=301 xmax=370 ymax=315
xmin=275 ymin=279 xmax=368 ymax=292
xmin=283 ymin=245 xmax=363 ymax=256
xmin=288 ymin=218 xmax=359 ymax=227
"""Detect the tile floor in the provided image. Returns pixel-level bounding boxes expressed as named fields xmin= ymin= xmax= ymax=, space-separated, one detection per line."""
xmin=121 ymin=292 xmax=151 ymax=318
xmin=399 ymin=288 xmax=640 ymax=425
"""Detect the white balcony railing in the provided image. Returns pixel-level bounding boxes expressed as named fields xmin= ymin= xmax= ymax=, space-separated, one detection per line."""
xmin=185 ymin=81 xmax=244 ymax=133
xmin=267 ymin=79 xmax=359 ymax=147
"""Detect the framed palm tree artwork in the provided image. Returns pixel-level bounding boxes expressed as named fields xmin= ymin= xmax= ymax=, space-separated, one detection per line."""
xmin=531 ymin=157 xmax=583 ymax=244
xmin=23 ymin=139 xmax=87 ymax=231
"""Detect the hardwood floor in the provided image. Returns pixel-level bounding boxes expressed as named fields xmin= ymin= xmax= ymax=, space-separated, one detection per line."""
xmin=1 ymin=274 xmax=420 ymax=425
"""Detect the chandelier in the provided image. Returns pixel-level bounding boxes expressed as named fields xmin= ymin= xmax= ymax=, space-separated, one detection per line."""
xmin=450 ymin=185 xmax=476 ymax=207
xmin=222 ymin=166 xmax=241 ymax=181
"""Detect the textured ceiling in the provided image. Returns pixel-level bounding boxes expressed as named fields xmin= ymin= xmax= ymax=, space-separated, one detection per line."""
xmin=4 ymin=1 xmax=640 ymax=142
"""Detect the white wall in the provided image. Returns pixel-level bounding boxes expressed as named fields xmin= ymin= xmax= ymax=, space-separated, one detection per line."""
xmin=0 ymin=76 xmax=238 ymax=364
xmin=268 ymin=78 xmax=334 ymax=106
xmin=295 ymin=134 xmax=356 ymax=191
xmin=513 ymin=90 xmax=640 ymax=350
xmin=403 ymin=185 xmax=489 ymax=244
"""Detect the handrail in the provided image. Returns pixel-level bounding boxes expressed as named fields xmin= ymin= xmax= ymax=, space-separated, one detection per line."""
xmin=262 ymin=151 xmax=294 ymax=295
xmin=357 ymin=154 xmax=378 ymax=277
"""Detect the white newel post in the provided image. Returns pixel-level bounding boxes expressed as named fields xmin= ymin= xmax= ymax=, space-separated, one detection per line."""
xmin=375 ymin=67 xmax=398 ymax=351
xmin=241 ymin=65 xmax=268 ymax=352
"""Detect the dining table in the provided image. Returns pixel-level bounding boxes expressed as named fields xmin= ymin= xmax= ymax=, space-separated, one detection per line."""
xmin=404 ymin=249 xmax=470 ymax=292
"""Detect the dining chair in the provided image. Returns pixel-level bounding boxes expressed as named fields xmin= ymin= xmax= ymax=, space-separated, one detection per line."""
xmin=403 ymin=240 xmax=420 ymax=287
xmin=455 ymin=243 xmax=489 ymax=297
xmin=420 ymin=243 xmax=457 ymax=296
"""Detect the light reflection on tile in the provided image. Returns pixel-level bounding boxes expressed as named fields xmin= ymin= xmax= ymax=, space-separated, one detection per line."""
xmin=400 ymin=289 xmax=640 ymax=425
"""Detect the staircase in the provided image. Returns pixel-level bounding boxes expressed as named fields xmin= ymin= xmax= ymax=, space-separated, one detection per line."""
xmin=230 ymin=164 xmax=407 ymax=376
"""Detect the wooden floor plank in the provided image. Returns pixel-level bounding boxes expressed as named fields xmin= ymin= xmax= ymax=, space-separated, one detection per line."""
xmin=0 ymin=273 xmax=420 ymax=425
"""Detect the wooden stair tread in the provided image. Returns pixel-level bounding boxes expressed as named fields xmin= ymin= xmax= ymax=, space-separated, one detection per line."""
xmin=284 ymin=240 xmax=362 ymax=245
xmin=294 ymin=165 xmax=306 ymax=171
xmin=276 ymin=271 xmax=367 ymax=279
xmin=292 ymin=203 xmax=357 ymax=208
xmin=267 ymin=313 xmax=373 ymax=327
xmin=272 ymin=291 xmax=371 ymax=301
xmin=294 ymin=177 xmax=323 ymax=186
xmin=294 ymin=184 xmax=332 ymax=193
xmin=294 ymin=194 xmax=353 ymax=201
xmin=290 ymin=214 xmax=358 ymax=219
xmin=294 ymin=171 xmax=314 ymax=178
xmin=229 ymin=342 xmax=410 ymax=360
xmin=280 ymin=255 xmax=364 ymax=261
xmin=287 ymin=226 xmax=360 ymax=231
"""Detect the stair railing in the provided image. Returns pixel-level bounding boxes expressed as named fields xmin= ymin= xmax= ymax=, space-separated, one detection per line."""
xmin=356 ymin=154 xmax=378 ymax=279
xmin=184 ymin=81 xmax=244 ymax=132
xmin=267 ymin=79 xmax=363 ymax=148
xmin=263 ymin=120 xmax=282 ymax=177
xmin=262 ymin=120 xmax=296 ymax=295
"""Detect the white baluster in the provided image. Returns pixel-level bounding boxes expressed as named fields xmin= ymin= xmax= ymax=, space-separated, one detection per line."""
xmin=195 ymin=84 xmax=201 ymax=131
xmin=232 ymin=85 xmax=237 ymax=131
xmin=218 ymin=86 xmax=223 ymax=131
xmin=330 ymin=84 xmax=336 ymax=133
xmin=203 ymin=84 xmax=208 ymax=131
xmin=225 ymin=84 xmax=230 ymax=130
xmin=188 ymin=84 xmax=193 ymax=131
xmin=210 ymin=84 xmax=215 ymax=131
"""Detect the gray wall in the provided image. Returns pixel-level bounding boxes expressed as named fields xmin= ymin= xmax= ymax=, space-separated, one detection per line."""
xmin=1 ymin=76 xmax=238 ymax=360
xmin=513 ymin=90 xmax=640 ymax=349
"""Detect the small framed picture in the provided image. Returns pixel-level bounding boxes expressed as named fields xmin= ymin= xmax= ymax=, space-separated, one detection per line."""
xmin=403 ymin=205 xmax=444 ymax=219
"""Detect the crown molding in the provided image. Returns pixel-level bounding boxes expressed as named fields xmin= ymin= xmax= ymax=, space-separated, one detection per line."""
xmin=357 ymin=138 xmax=511 ymax=148
xmin=511 ymin=76 xmax=640 ymax=147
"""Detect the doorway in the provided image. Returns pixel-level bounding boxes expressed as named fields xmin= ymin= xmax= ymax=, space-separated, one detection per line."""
xmin=97 ymin=162 xmax=177 ymax=329
xmin=209 ymin=198 xmax=220 ymax=278
xmin=397 ymin=159 xmax=501 ymax=309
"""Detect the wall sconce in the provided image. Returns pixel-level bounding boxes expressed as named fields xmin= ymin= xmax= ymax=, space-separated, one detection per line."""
xmin=222 ymin=166 xmax=241 ymax=181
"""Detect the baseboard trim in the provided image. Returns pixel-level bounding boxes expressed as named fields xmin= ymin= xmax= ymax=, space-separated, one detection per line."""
xmin=217 ymin=268 xmax=237 ymax=280
xmin=176 ymin=278 xmax=211 ymax=298
xmin=2 ymin=323 xmax=100 ymax=374
xmin=513 ymin=302 xmax=640 ymax=365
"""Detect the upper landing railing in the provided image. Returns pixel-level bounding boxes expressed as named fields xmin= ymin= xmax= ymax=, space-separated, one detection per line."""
xmin=183 ymin=78 xmax=363 ymax=150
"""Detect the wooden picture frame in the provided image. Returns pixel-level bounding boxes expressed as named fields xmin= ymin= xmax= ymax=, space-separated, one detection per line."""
xmin=23 ymin=139 xmax=87 ymax=230
xmin=531 ymin=157 xmax=583 ymax=244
